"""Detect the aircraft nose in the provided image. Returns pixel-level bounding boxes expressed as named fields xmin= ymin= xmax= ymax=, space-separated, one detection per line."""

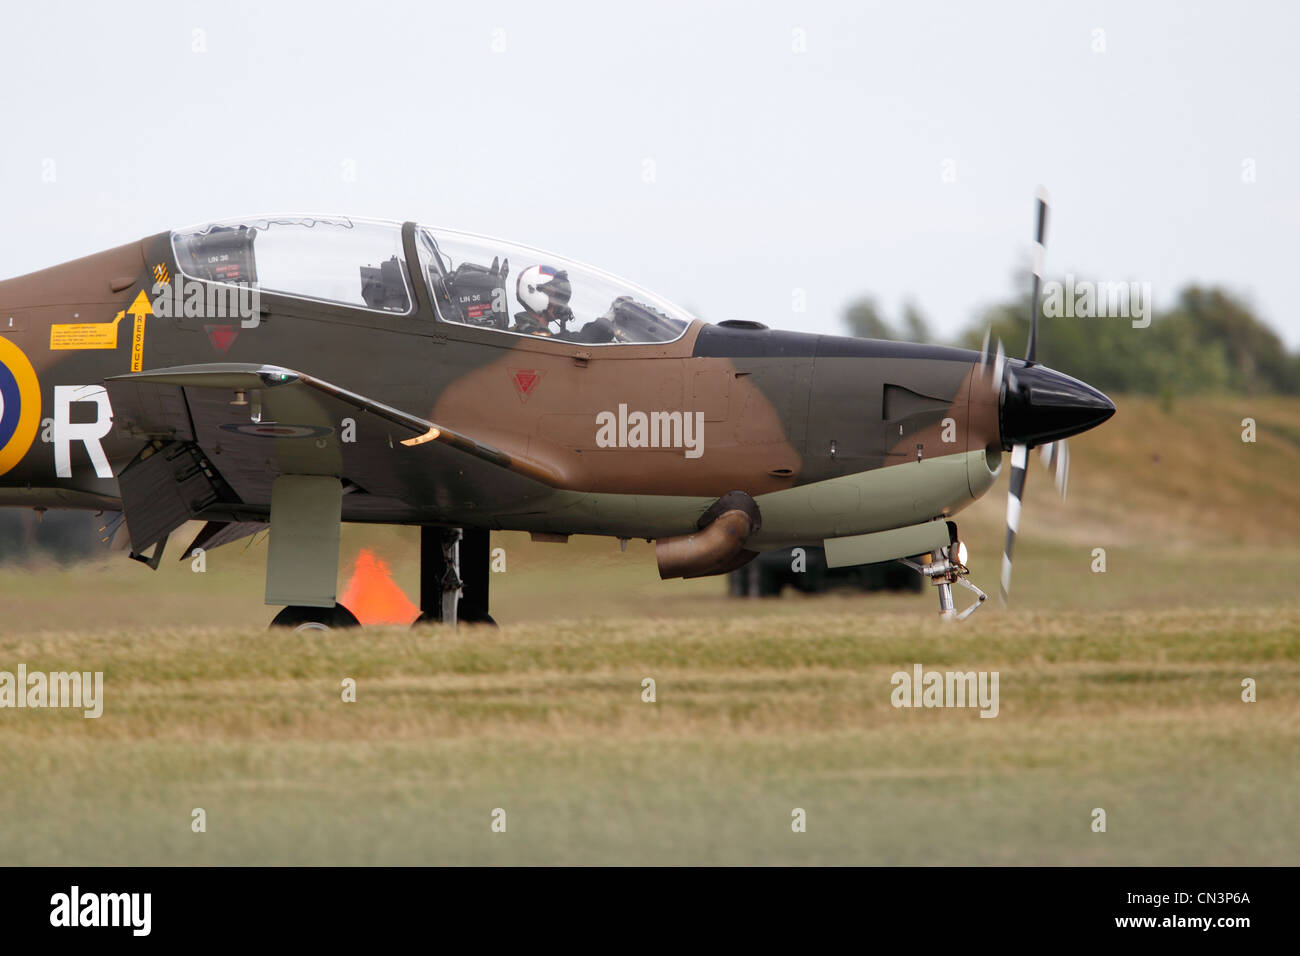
xmin=1000 ymin=363 xmax=1115 ymax=448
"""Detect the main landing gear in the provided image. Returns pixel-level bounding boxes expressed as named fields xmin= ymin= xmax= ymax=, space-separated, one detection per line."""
xmin=411 ymin=526 xmax=496 ymax=628
xmin=264 ymin=485 xmax=496 ymax=629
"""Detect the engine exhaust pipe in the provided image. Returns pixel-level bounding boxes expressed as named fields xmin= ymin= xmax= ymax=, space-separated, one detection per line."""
xmin=656 ymin=491 xmax=761 ymax=580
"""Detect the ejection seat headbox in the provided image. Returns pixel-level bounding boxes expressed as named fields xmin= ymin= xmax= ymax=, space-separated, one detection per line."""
xmin=441 ymin=257 xmax=510 ymax=328
xmin=174 ymin=224 xmax=258 ymax=285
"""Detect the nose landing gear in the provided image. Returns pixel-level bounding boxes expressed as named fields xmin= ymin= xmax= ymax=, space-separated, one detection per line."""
xmin=900 ymin=540 xmax=987 ymax=621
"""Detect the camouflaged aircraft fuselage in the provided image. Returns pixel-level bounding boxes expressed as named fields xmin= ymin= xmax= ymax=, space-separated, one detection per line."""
xmin=0 ymin=218 xmax=1112 ymax=567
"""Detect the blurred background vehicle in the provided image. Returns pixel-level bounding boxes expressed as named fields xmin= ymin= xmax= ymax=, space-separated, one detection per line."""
xmin=728 ymin=547 xmax=924 ymax=598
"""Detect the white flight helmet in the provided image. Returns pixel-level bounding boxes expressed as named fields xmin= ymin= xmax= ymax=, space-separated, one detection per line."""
xmin=517 ymin=265 xmax=572 ymax=317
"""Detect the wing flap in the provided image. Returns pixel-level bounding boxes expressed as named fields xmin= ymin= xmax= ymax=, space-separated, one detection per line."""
xmin=117 ymin=441 xmax=235 ymax=552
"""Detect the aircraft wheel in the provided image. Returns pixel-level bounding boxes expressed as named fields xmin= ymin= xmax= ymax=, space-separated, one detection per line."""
xmin=270 ymin=603 xmax=361 ymax=632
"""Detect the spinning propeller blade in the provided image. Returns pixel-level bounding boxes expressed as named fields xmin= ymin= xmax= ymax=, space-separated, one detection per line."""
xmin=1001 ymin=187 xmax=1050 ymax=604
xmin=1025 ymin=186 xmax=1049 ymax=366
xmin=1040 ymin=439 xmax=1070 ymax=499
xmin=1000 ymin=443 xmax=1028 ymax=605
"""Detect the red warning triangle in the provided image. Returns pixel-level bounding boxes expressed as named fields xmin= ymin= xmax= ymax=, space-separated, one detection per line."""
xmin=510 ymin=368 xmax=543 ymax=402
xmin=205 ymin=325 xmax=239 ymax=353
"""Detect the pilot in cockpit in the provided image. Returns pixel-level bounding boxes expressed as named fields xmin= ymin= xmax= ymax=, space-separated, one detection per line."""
xmin=514 ymin=264 xmax=617 ymax=343
xmin=514 ymin=265 xmax=573 ymax=337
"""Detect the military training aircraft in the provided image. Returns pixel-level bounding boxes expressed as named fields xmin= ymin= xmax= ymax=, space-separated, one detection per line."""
xmin=0 ymin=191 xmax=1113 ymax=628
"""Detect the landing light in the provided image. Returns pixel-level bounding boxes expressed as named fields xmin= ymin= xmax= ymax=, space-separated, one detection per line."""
xmin=955 ymin=540 xmax=969 ymax=567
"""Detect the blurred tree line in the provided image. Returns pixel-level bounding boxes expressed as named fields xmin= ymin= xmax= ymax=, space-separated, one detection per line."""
xmin=845 ymin=280 xmax=1299 ymax=396
xmin=0 ymin=510 xmax=107 ymax=564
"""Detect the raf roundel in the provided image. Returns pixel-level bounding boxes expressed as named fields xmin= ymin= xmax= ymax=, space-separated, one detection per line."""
xmin=218 ymin=423 xmax=334 ymax=439
xmin=0 ymin=337 xmax=41 ymax=477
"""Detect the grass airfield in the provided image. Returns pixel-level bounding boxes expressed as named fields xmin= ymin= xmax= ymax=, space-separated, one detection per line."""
xmin=0 ymin=395 xmax=1297 ymax=865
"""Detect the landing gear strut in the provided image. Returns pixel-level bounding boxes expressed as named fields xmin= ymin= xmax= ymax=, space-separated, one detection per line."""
xmin=900 ymin=538 xmax=987 ymax=621
xmin=413 ymin=526 xmax=496 ymax=627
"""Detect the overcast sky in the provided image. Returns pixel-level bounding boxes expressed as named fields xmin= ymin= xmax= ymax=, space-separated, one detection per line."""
xmin=1 ymin=0 xmax=1296 ymax=347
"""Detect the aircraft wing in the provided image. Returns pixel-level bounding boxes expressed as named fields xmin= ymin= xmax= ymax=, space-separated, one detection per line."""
xmin=104 ymin=363 xmax=561 ymax=552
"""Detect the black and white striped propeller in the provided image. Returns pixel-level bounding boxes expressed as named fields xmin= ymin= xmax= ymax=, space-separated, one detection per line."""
xmin=999 ymin=186 xmax=1067 ymax=605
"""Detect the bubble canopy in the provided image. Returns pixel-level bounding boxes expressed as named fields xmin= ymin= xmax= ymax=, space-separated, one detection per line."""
xmin=170 ymin=216 xmax=695 ymax=344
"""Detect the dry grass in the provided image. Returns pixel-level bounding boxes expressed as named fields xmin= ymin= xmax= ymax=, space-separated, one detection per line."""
xmin=0 ymin=607 xmax=1295 ymax=864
